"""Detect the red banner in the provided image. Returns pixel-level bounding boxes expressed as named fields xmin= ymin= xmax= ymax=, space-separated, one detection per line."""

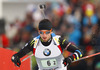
xmin=0 ymin=47 xmax=31 ymax=70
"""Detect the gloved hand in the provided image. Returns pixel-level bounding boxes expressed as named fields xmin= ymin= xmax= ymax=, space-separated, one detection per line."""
xmin=63 ymin=57 xmax=72 ymax=67
xmin=11 ymin=54 xmax=21 ymax=67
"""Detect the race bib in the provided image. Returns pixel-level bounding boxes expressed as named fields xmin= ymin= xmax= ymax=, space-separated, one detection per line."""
xmin=41 ymin=59 xmax=57 ymax=67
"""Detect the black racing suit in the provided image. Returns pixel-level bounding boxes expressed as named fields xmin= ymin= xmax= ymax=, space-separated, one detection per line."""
xmin=15 ymin=36 xmax=82 ymax=62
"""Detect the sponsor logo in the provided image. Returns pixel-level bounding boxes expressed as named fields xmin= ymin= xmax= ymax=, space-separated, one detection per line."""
xmin=43 ymin=49 xmax=51 ymax=56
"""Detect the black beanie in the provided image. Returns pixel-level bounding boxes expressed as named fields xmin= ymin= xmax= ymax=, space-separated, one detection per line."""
xmin=39 ymin=19 xmax=52 ymax=30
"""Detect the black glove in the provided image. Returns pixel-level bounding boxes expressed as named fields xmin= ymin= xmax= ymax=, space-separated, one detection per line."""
xmin=11 ymin=54 xmax=21 ymax=67
xmin=63 ymin=57 xmax=72 ymax=67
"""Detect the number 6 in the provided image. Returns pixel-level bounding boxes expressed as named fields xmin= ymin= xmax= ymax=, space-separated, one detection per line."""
xmin=47 ymin=60 xmax=51 ymax=66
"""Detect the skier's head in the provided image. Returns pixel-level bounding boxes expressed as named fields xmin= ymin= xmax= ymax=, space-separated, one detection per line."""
xmin=38 ymin=19 xmax=52 ymax=30
xmin=38 ymin=19 xmax=52 ymax=42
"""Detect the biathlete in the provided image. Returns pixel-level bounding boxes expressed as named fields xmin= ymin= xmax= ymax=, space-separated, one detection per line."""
xmin=11 ymin=19 xmax=83 ymax=70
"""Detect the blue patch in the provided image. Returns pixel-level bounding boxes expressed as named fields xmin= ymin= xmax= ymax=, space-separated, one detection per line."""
xmin=51 ymin=33 xmax=56 ymax=37
xmin=36 ymin=35 xmax=40 ymax=39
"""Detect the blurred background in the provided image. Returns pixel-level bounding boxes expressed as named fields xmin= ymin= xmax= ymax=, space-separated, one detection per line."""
xmin=0 ymin=0 xmax=100 ymax=70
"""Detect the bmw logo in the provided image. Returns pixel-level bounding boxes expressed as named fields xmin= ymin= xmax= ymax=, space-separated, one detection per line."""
xmin=43 ymin=49 xmax=51 ymax=56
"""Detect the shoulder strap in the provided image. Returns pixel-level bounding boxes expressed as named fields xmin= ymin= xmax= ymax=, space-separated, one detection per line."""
xmin=51 ymin=33 xmax=61 ymax=46
xmin=33 ymin=35 xmax=40 ymax=55
xmin=33 ymin=35 xmax=40 ymax=48
xmin=52 ymin=33 xmax=63 ymax=53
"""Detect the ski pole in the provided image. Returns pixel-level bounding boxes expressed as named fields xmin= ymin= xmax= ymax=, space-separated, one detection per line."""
xmin=21 ymin=54 xmax=33 ymax=62
xmin=72 ymin=52 xmax=100 ymax=63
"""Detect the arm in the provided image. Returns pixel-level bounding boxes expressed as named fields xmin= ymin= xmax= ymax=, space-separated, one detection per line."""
xmin=11 ymin=39 xmax=35 ymax=67
xmin=59 ymin=37 xmax=83 ymax=66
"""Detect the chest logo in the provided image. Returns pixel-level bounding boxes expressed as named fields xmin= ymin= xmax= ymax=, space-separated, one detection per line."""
xmin=43 ymin=49 xmax=51 ymax=56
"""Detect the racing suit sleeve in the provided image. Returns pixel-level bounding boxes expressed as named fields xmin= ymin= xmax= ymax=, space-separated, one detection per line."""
xmin=59 ymin=37 xmax=83 ymax=61
xmin=15 ymin=39 xmax=35 ymax=58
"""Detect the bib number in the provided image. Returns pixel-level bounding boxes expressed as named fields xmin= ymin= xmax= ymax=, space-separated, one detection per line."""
xmin=41 ymin=59 xmax=57 ymax=67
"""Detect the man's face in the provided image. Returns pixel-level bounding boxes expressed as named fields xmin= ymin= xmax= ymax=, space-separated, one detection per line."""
xmin=38 ymin=30 xmax=52 ymax=42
